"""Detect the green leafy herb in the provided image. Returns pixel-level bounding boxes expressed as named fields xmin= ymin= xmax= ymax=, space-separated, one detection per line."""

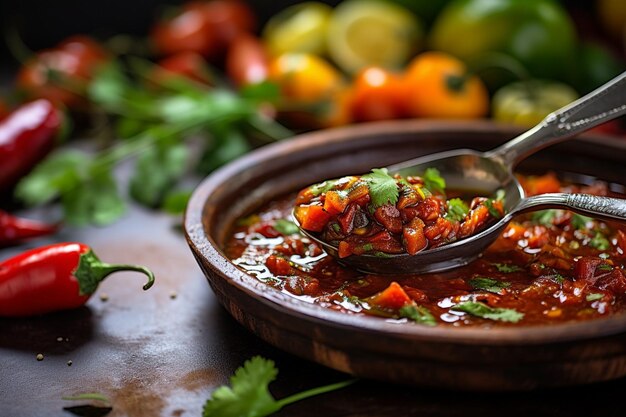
xmin=362 ymin=168 xmax=399 ymax=207
xmin=483 ymin=199 xmax=502 ymax=218
xmin=202 ymin=356 xmax=355 ymax=417
xmin=494 ymin=189 xmax=506 ymax=202
xmin=445 ymin=198 xmax=469 ymax=222
xmin=63 ymin=393 xmax=111 ymax=405
xmin=274 ymin=219 xmax=300 ymax=235
xmin=589 ymin=232 xmax=611 ymax=251
xmin=586 ymin=293 xmax=604 ymax=302
xmin=452 ymin=301 xmax=524 ymax=323
xmin=491 ymin=263 xmax=523 ymax=273
xmin=422 ymin=167 xmax=446 ymax=194
xmin=571 ymin=213 xmax=593 ymax=230
xmin=469 ymin=277 xmax=511 ymax=294
xmin=597 ymin=264 xmax=613 ymax=272
xmin=399 ymin=305 xmax=437 ymax=326
xmin=162 ymin=190 xmax=193 ymax=214
xmin=309 ymin=179 xmax=339 ymax=196
xmin=550 ymin=273 xmax=565 ymax=284
xmin=531 ymin=209 xmax=558 ymax=226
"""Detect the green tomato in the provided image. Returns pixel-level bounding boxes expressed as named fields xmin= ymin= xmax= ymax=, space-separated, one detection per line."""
xmin=429 ymin=0 xmax=577 ymax=80
xmin=262 ymin=2 xmax=333 ymax=56
xmin=492 ymin=80 xmax=579 ymax=127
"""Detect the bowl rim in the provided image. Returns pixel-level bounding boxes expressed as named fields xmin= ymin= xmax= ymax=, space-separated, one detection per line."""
xmin=184 ymin=119 xmax=626 ymax=346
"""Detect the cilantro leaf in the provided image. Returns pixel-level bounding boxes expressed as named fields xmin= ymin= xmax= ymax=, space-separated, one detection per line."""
xmin=362 ymin=168 xmax=399 ymax=207
xmin=571 ymin=213 xmax=592 ymax=230
xmin=422 ymin=168 xmax=446 ymax=194
xmin=198 ymin=128 xmax=252 ymax=174
xmin=550 ymin=273 xmax=566 ymax=284
xmin=399 ymin=305 xmax=437 ymax=326
xmin=203 ymin=356 xmax=355 ymax=417
xmin=452 ymin=301 xmax=524 ymax=323
xmin=469 ymin=277 xmax=511 ymax=294
xmin=586 ymin=293 xmax=604 ymax=302
xmin=491 ymin=263 xmax=523 ymax=273
xmin=162 ymin=190 xmax=193 ymax=214
xmin=309 ymin=179 xmax=339 ymax=196
xmin=589 ymin=231 xmax=611 ymax=251
xmin=597 ymin=264 xmax=613 ymax=272
xmin=274 ymin=219 xmax=300 ymax=235
xmin=445 ymin=198 xmax=469 ymax=222
xmin=483 ymin=199 xmax=502 ymax=218
xmin=531 ymin=209 xmax=559 ymax=226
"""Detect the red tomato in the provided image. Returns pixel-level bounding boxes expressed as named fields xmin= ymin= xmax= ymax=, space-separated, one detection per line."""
xmin=204 ymin=0 xmax=256 ymax=50
xmin=16 ymin=35 xmax=108 ymax=109
xmin=151 ymin=2 xmax=219 ymax=57
xmin=155 ymin=51 xmax=213 ymax=84
xmin=349 ymin=66 xmax=405 ymax=122
xmin=226 ymin=34 xmax=269 ymax=86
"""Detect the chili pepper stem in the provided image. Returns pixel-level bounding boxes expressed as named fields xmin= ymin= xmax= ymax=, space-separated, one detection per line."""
xmin=75 ymin=250 xmax=155 ymax=295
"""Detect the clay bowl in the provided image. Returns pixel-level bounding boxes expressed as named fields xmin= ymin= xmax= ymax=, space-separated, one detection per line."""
xmin=184 ymin=120 xmax=626 ymax=391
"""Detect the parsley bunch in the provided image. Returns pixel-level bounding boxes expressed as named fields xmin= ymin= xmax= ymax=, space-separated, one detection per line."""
xmin=15 ymin=60 xmax=291 ymax=225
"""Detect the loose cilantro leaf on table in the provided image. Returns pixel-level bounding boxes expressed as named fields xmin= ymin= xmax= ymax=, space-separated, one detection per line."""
xmin=422 ymin=167 xmax=446 ymax=194
xmin=452 ymin=301 xmax=524 ymax=323
xmin=362 ymin=168 xmax=399 ymax=207
xmin=399 ymin=305 xmax=437 ymax=326
xmin=203 ymin=356 xmax=355 ymax=417
xmin=469 ymin=277 xmax=511 ymax=294
xmin=445 ymin=198 xmax=469 ymax=222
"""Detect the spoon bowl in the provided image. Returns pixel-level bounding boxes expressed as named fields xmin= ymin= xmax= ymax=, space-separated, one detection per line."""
xmin=297 ymin=72 xmax=626 ymax=274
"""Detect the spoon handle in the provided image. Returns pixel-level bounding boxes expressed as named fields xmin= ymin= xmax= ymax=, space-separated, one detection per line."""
xmin=487 ymin=71 xmax=626 ymax=167
xmin=516 ymin=193 xmax=626 ymax=222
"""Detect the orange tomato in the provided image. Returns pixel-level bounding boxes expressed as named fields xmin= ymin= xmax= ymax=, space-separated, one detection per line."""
xmin=350 ymin=66 xmax=405 ymax=122
xmin=402 ymin=51 xmax=488 ymax=119
xmin=226 ymin=34 xmax=269 ymax=87
xmin=268 ymin=53 xmax=343 ymax=103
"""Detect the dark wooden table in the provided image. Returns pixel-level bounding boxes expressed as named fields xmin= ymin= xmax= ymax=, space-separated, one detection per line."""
xmin=2 ymin=195 xmax=626 ymax=417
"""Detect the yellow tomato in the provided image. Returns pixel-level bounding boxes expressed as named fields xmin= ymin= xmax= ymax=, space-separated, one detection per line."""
xmin=403 ymin=52 xmax=489 ymax=119
xmin=269 ymin=53 xmax=343 ymax=103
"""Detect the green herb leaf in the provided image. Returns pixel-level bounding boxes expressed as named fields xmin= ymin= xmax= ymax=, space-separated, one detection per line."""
xmin=62 ymin=393 xmax=111 ymax=405
xmin=202 ymin=356 xmax=355 ymax=417
xmin=88 ymin=62 xmax=131 ymax=110
xmin=362 ymin=168 xmax=399 ymax=207
xmin=597 ymin=264 xmax=613 ymax=272
xmin=309 ymin=179 xmax=338 ymax=196
xmin=445 ymin=198 xmax=469 ymax=222
xmin=198 ymin=128 xmax=251 ymax=174
xmin=469 ymin=277 xmax=511 ymax=294
xmin=491 ymin=263 xmax=523 ymax=273
xmin=550 ymin=273 xmax=566 ymax=284
xmin=589 ymin=231 xmax=611 ymax=251
xmin=494 ymin=189 xmax=506 ymax=202
xmin=162 ymin=190 xmax=193 ymax=214
xmin=483 ymin=199 xmax=502 ymax=218
xmin=571 ymin=213 xmax=593 ymax=230
xmin=399 ymin=305 xmax=437 ymax=326
xmin=452 ymin=301 xmax=524 ymax=323
xmin=130 ymin=142 xmax=189 ymax=207
xmin=274 ymin=219 xmax=300 ymax=235
xmin=239 ymin=81 xmax=281 ymax=102
xmin=586 ymin=293 xmax=604 ymax=302
xmin=422 ymin=167 xmax=446 ymax=194
xmin=531 ymin=209 xmax=559 ymax=226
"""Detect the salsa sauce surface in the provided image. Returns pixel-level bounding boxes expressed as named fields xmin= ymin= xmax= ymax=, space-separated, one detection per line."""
xmin=224 ymin=174 xmax=626 ymax=327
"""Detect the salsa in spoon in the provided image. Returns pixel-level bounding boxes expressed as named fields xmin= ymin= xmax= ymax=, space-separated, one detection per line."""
xmin=294 ymin=72 xmax=626 ymax=274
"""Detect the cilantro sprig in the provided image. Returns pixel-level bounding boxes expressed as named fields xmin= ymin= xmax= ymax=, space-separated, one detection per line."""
xmin=445 ymin=198 xmax=469 ymax=222
xmin=15 ymin=60 xmax=291 ymax=225
xmin=362 ymin=168 xmax=399 ymax=208
xmin=203 ymin=356 xmax=355 ymax=417
xmin=399 ymin=305 xmax=437 ymax=326
xmin=422 ymin=168 xmax=446 ymax=194
xmin=469 ymin=277 xmax=511 ymax=294
xmin=452 ymin=301 xmax=524 ymax=323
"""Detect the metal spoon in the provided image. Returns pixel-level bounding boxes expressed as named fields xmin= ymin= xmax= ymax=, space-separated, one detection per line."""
xmin=296 ymin=72 xmax=626 ymax=274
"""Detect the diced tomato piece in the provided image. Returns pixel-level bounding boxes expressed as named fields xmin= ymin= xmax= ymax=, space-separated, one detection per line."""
xmin=254 ymin=223 xmax=280 ymax=238
xmin=265 ymin=255 xmax=292 ymax=275
xmin=337 ymin=203 xmax=358 ymax=233
xmin=294 ymin=204 xmax=331 ymax=232
xmin=338 ymin=240 xmax=352 ymax=258
xmin=366 ymin=282 xmax=412 ymax=311
xmin=374 ymin=204 xmax=402 ymax=234
xmin=574 ymin=257 xmax=626 ymax=294
xmin=324 ymin=190 xmax=348 ymax=215
xmin=617 ymin=230 xmax=626 ymax=253
xmin=520 ymin=173 xmax=561 ymax=196
xmin=403 ymin=218 xmax=427 ymax=255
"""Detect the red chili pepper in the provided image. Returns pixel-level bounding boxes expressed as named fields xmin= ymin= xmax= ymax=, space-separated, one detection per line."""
xmin=0 ymin=242 xmax=155 ymax=316
xmin=0 ymin=99 xmax=62 ymax=191
xmin=0 ymin=210 xmax=58 ymax=247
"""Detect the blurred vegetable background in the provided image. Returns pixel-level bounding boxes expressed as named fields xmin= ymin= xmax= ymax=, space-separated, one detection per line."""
xmin=0 ymin=0 xmax=624 ymax=233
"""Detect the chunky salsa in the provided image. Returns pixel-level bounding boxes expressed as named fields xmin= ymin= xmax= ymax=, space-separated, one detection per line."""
xmin=225 ymin=173 xmax=626 ymax=327
xmin=293 ymin=167 xmax=504 ymax=257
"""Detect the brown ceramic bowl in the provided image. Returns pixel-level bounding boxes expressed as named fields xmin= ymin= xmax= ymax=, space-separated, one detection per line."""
xmin=184 ymin=120 xmax=626 ymax=390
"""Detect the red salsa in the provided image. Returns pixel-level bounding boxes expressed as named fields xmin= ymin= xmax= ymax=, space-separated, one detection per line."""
xmin=293 ymin=168 xmax=504 ymax=257
xmin=225 ymin=173 xmax=626 ymax=327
